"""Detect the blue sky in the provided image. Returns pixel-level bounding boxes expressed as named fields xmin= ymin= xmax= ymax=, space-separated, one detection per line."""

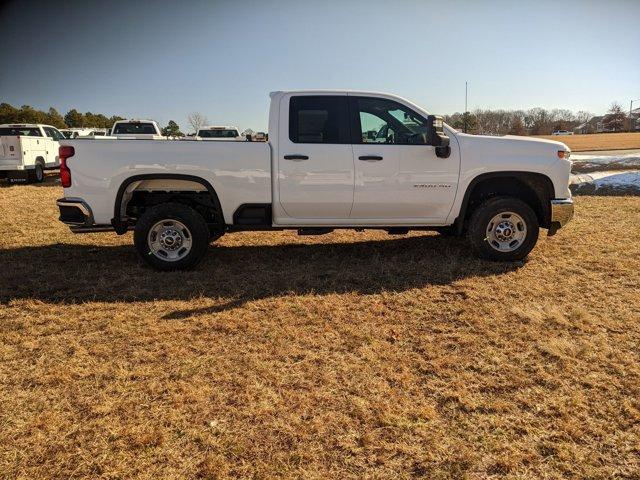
xmin=1 ymin=0 xmax=638 ymax=131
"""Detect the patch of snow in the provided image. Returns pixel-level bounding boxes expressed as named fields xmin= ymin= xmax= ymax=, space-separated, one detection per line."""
xmin=570 ymin=170 xmax=640 ymax=194
xmin=572 ymin=153 xmax=640 ymax=166
xmin=591 ymin=171 xmax=640 ymax=189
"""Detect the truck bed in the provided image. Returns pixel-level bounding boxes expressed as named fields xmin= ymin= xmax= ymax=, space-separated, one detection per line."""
xmin=62 ymin=139 xmax=272 ymax=225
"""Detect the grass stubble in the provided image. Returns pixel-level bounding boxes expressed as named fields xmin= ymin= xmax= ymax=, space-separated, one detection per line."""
xmin=0 ymin=175 xmax=638 ymax=479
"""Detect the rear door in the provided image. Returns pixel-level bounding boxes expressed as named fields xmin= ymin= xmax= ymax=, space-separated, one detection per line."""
xmin=276 ymin=94 xmax=354 ymax=220
xmin=349 ymin=95 xmax=459 ymax=222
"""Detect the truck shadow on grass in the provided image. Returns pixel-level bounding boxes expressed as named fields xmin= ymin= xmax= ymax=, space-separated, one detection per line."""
xmin=0 ymin=235 xmax=523 ymax=314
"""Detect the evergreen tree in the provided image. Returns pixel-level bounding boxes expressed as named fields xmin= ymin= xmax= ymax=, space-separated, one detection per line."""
xmin=161 ymin=120 xmax=183 ymax=138
xmin=64 ymin=109 xmax=84 ymax=128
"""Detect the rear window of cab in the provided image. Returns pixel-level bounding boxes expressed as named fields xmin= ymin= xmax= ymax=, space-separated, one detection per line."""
xmin=0 ymin=127 xmax=42 ymax=136
xmin=113 ymin=123 xmax=156 ymax=134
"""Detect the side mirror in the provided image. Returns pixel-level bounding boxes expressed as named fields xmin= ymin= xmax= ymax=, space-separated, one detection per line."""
xmin=427 ymin=115 xmax=451 ymax=158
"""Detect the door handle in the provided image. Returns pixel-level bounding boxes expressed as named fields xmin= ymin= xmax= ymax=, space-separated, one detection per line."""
xmin=358 ymin=155 xmax=383 ymax=161
xmin=284 ymin=154 xmax=309 ymax=160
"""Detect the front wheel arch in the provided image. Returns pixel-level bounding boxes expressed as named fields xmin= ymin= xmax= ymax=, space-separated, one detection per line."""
xmin=454 ymin=171 xmax=555 ymax=234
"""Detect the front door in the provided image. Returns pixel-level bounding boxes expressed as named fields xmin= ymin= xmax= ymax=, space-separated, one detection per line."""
xmin=349 ymin=96 xmax=459 ymax=222
xmin=277 ymin=94 xmax=354 ymax=220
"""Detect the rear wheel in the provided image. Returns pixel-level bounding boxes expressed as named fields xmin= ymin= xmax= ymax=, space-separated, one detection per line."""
xmin=467 ymin=197 xmax=539 ymax=261
xmin=134 ymin=203 xmax=210 ymax=271
xmin=28 ymin=162 xmax=45 ymax=183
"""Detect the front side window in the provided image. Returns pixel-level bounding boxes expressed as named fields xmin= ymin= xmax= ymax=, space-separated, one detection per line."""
xmin=352 ymin=97 xmax=429 ymax=145
xmin=49 ymin=128 xmax=65 ymax=141
xmin=289 ymin=96 xmax=349 ymax=144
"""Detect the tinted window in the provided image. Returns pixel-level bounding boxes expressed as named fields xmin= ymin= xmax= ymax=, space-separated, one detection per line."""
xmin=289 ymin=96 xmax=349 ymax=144
xmin=352 ymin=97 xmax=429 ymax=145
xmin=198 ymin=129 xmax=239 ymax=138
xmin=113 ymin=123 xmax=156 ymax=134
xmin=0 ymin=127 xmax=42 ymax=136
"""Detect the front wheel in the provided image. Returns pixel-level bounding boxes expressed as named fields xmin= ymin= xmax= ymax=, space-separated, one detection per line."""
xmin=134 ymin=203 xmax=210 ymax=271
xmin=467 ymin=197 xmax=539 ymax=261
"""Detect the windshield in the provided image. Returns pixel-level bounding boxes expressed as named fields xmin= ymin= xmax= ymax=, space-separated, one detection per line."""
xmin=198 ymin=129 xmax=239 ymax=138
xmin=113 ymin=123 xmax=156 ymax=134
xmin=0 ymin=127 xmax=42 ymax=136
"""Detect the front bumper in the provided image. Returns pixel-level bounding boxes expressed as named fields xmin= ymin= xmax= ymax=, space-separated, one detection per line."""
xmin=548 ymin=197 xmax=574 ymax=235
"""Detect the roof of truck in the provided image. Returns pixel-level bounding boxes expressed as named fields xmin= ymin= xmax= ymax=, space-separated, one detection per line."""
xmin=0 ymin=123 xmax=55 ymax=128
xmin=199 ymin=126 xmax=239 ymax=130
xmin=113 ymin=119 xmax=157 ymax=124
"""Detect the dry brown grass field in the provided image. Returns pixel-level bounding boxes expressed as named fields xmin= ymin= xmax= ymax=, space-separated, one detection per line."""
xmin=1 ymin=174 xmax=639 ymax=479
xmin=535 ymin=132 xmax=640 ymax=152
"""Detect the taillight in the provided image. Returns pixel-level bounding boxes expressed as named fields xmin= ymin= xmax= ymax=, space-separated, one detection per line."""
xmin=59 ymin=146 xmax=74 ymax=188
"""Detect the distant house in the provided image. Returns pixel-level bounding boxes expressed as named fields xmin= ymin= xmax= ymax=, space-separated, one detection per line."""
xmin=631 ymin=107 xmax=640 ymax=131
xmin=573 ymin=116 xmax=602 ymax=134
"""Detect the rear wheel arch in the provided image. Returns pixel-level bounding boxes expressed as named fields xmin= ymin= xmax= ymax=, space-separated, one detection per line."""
xmin=112 ymin=174 xmax=224 ymax=235
xmin=455 ymin=171 xmax=554 ymax=233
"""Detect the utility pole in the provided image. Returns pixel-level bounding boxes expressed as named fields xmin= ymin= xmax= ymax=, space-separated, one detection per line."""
xmin=463 ymin=81 xmax=468 ymax=133
xmin=630 ymin=99 xmax=640 ymax=132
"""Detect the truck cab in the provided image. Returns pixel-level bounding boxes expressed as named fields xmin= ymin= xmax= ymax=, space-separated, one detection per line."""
xmin=0 ymin=123 xmax=65 ymax=182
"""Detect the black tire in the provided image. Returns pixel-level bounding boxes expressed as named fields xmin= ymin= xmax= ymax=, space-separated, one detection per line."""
xmin=467 ymin=196 xmax=539 ymax=261
xmin=28 ymin=162 xmax=45 ymax=183
xmin=134 ymin=202 xmax=210 ymax=271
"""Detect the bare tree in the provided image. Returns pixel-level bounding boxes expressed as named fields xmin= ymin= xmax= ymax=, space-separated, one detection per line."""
xmin=187 ymin=112 xmax=208 ymax=134
xmin=603 ymin=103 xmax=626 ymax=132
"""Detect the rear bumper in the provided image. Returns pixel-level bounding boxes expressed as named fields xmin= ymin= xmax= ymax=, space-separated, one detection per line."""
xmin=548 ymin=197 xmax=574 ymax=235
xmin=57 ymin=198 xmax=94 ymax=226
xmin=57 ymin=197 xmax=123 ymax=233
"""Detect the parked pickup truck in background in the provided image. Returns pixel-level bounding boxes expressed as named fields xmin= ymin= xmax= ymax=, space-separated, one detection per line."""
xmin=0 ymin=123 xmax=66 ymax=182
xmin=57 ymin=90 xmax=574 ymax=270
xmin=110 ymin=119 xmax=163 ymax=139
xmin=196 ymin=126 xmax=243 ymax=140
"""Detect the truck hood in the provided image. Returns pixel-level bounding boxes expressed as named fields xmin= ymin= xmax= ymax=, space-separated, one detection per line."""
xmin=450 ymin=132 xmax=573 ymax=198
xmin=454 ymin=132 xmax=569 ymax=155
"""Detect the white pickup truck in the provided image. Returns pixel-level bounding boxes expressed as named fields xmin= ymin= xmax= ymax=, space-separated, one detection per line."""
xmin=0 ymin=123 xmax=66 ymax=182
xmin=57 ymin=90 xmax=574 ymax=270
xmin=110 ymin=119 xmax=163 ymax=139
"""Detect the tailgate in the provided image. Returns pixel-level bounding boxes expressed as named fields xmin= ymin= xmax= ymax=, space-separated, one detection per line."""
xmin=0 ymin=136 xmax=23 ymax=167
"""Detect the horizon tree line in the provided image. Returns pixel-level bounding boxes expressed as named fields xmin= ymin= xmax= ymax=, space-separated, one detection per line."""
xmin=445 ymin=102 xmax=631 ymax=135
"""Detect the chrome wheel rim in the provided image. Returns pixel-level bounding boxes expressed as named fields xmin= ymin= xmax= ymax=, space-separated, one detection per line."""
xmin=486 ymin=211 xmax=527 ymax=252
xmin=148 ymin=219 xmax=192 ymax=262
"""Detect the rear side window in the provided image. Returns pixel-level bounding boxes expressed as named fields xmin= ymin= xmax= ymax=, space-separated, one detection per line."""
xmin=113 ymin=123 xmax=156 ymax=134
xmin=289 ymin=96 xmax=349 ymax=144
xmin=0 ymin=127 xmax=42 ymax=136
